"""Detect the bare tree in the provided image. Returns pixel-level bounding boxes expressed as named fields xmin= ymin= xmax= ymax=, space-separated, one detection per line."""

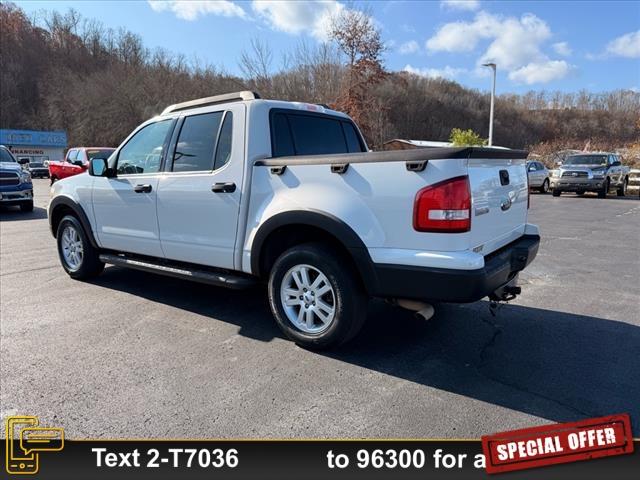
xmin=328 ymin=7 xmax=387 ymax=146
xmin=239 ymin=38 xmax=273 ymax=96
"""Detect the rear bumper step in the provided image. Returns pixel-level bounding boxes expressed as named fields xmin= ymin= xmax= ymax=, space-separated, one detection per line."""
xmin=370 ymin=234 xmax=540 ymax=303
xmin=99 ymin=253 xmax=257 ymax=289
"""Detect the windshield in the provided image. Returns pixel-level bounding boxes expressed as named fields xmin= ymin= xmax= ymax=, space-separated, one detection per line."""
xmin=564 ymin=155 xmax=607 ymax=166
xmin=86 ymin=149 xmax=115 ymax=160
xmin=0 ymin=147 xmax=17 ymax=163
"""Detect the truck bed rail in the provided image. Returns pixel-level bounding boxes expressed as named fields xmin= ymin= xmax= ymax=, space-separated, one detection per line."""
xmin=255 ymin=147 xmax=529 ymax=173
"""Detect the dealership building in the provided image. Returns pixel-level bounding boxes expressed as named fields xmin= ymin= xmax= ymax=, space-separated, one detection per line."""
xmin=0 ymin=129 xmax=67 ymax=164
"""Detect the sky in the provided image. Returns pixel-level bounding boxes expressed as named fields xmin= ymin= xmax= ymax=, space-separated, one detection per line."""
xmin=17 ymin=0 xmax=640 ymax=94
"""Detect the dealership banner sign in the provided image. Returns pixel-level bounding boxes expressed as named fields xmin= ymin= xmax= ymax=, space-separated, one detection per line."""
xmin=2 ymin=418 xmax=638 ymax=479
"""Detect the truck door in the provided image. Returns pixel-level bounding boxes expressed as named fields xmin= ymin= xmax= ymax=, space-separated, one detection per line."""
xmin=156 ymin=104 xmax=244 ymax=270
xmin=62 ymin=149 xmax=77 ymax=178
xmin=92 ymin=119 xmax=175 ymax=257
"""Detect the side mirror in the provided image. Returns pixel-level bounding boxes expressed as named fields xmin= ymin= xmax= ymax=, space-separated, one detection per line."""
xmin=18 ymin=158 xmax=29 ymax=165
xmin=89 ymin=158 xmax=110 ymax=177
xmin=528 ymin=165 xmax=535 ymax=172
xmin=73 ymin=159 xmax=84 ymax=167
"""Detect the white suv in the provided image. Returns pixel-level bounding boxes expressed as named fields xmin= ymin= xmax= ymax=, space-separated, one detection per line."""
xmin=49 ymin=91 xmax=540 ymax=349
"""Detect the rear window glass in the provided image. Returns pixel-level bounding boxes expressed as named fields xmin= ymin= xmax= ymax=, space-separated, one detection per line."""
xmin=270 ymin=111 xmax=365 ymax=157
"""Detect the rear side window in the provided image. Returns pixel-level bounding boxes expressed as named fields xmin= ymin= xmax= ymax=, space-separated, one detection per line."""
xmin=342 ymin=122 xmax=363 ymax=153
xmin=271 ymin=114 xmax=295 ymax=157
xmin=173 ymin=112 xmax=223 ymax=172
xmin=270 ymin=111 xmax=365 ymax=157
xmin=214 ymin=112 xmax=233 ymax=170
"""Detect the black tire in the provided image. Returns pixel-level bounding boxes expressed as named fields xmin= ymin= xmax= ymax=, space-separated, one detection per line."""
xmin=20 ymin=201 xmax=33 ymax=212
xmin=539 ymin=179 xmax=549 ymax=193
xmin=56 ymin=215 xmax=104 ymax=279
xmin=268 ymin=242 xmax=367 ymax=350
xmin=598 ymin=178 xmax=609 ymax=198
xmin=617 ymin=178 xmax=628 ymax=197
xmin=552 ymin=189 xmax=561 ymax=197
xmin=50 ymin=176 xmax=57 ymax=185
xmin=576 ymin=190 xmax=585 ymax=196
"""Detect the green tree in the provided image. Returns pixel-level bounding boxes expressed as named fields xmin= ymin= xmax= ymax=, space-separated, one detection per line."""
xmin=449 ymin=128 xmax=488 ymax=147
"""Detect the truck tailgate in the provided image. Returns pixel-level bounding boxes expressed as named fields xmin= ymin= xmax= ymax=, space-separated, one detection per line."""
xmin=467 ymin=157 xmax=529 ymax=254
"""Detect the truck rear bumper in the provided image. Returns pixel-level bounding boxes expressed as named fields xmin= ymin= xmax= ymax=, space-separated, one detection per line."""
xmin=371 ymin=234 xmax=540 ymax=303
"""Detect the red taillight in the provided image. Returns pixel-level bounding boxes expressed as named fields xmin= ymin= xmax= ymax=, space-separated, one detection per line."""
xmin=413 ymin=176 xmax=471 ymax=233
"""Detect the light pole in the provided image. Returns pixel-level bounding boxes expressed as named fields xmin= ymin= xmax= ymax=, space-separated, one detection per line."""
xmin=482 ymin=62 xmax=496 ymax=146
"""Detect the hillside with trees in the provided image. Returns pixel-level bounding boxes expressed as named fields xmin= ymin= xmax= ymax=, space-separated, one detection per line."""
xmin=1 ymin=2 xmax=639 ymax=163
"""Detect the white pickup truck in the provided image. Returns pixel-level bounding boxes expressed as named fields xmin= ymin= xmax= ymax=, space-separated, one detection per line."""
xmin=48 ymin=91 xmax=540 ymax=349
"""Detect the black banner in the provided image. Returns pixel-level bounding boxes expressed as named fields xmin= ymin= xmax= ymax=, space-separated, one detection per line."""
xmin=2 ymin=440 xmax=639 ymax=479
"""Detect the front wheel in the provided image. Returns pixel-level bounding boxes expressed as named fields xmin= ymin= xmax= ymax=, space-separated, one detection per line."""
xmin=552 ymin=189 xmax=561 ymax=197
xmin=598 ymin=179 xmax=609 ymax=198
xmin=617 ymin=178 xmax=628 ymax=197
xmin=56 ymin=215 xmax=104 ymax=279
xmin=268 ymin=243 xmax=367 ymax=350
xmin=539 ymin=179 xmax=550 ymax=193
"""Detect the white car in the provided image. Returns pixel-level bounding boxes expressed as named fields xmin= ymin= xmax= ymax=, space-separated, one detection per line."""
xmin=48 ymin=91 xmax=540 ymax=349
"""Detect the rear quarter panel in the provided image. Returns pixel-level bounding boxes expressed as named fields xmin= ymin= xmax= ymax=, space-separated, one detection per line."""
xmin=242 ymin=158 xmax=475 ymax=273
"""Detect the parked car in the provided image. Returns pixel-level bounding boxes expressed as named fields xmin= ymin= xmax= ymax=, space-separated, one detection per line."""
xmin=25 ymin=159 xmax=50 ymax=178
xmin=49 ymin=147 xmax=115 ymax=183
xmin=0 ymin=145 xmax=33 ymax=212
xmin=526 ymin=160 xmax=550 ymax=193
xmin=48 ymin=91 xmax=540 ymax=349
xmin=550 ymin=153 xmax=630 ymax=197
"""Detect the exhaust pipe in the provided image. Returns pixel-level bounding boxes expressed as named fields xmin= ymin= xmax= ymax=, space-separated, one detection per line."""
xmin=391 ymin=299 xmax=435 ymax=321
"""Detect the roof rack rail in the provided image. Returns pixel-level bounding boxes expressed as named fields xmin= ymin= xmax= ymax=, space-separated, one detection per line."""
xmin=162 ymin=91 xmax=261 ymax=115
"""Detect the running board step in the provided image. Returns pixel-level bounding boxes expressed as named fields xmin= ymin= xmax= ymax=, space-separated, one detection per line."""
xmin=99 ymin=254 xmax=256 ymax=289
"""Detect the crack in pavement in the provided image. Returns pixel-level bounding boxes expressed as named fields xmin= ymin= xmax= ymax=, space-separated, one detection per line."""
xmin=474 ymin=307 xmax=592 ymax=419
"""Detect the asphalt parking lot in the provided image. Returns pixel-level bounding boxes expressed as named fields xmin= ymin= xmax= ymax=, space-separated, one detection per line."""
xmin=1 ymin=179 xmax=639 ymax=439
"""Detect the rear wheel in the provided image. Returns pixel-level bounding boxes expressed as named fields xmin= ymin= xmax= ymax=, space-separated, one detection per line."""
xmin=576 ymin=190 xmax=585 ymax=196
xmin=617 ymin=178 xmax=628 ymax=196
xmin=56 ymin=215 xmax=104 ymax=279
xmin=50 ymin=176 xmax=58 ymax=185
xmin=552 ymin=189 xmax=561 ymax=197
xmin=268 ymin=242 xmax=367 ymax=350
xmin=539 ymin=179 xmax=549 ymax=193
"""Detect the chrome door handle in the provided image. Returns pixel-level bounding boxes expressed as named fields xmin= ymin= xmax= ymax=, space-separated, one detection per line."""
xmin=134 ymin=184 xmax=152 ymax=193
xmin=211 ymin=182 xmax=236 ymax=193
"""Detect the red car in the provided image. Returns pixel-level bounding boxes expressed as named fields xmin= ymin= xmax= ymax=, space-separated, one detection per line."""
xmin=49 ymin=147 xmax=115 ymax=183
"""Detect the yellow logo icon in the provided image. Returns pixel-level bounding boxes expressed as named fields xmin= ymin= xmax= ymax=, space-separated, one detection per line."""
xmin=5 ymin=416 xmax=64 ymax=475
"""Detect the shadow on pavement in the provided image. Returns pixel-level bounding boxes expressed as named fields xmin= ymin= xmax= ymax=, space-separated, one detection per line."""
xmin=91 ymin=266 xmax=640 ymax=431
xmin=0 ymin=205 xmax=48 ymax=221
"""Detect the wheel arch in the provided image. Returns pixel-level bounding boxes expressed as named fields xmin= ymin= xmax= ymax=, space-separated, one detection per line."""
xmin=250 ymin=210 xmax=378 ymax=295
xmin=49 ymin=196 xmax=99 ymax=248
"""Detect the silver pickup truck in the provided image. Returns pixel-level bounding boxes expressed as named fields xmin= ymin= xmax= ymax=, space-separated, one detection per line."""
xmin=550 ymin=153 xmax=630 ymax=198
